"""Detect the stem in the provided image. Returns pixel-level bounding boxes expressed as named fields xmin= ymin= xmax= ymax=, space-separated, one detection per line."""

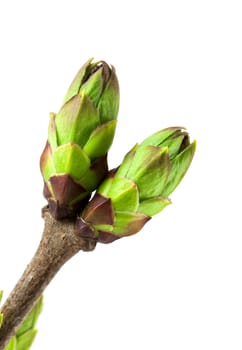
xmin=0 ymin=209 xmax=96 ymax=349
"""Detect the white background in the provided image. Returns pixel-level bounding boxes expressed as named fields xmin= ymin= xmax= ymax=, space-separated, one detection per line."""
xmin=0 ymin=0 xmax=242 ymax=349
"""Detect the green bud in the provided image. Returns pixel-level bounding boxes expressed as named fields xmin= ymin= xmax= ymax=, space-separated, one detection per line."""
xmin=40 ymin=59 xmax=120 ymax=219
xmin=63 ymin=58 xmax=119 ymax=122
xmin=75 ymin=127 xmax=196 ymax=243
xmin=140 ymin=127 xmax=196 ymax=196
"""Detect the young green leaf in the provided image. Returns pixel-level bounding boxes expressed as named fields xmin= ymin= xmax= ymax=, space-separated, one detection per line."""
xmin=4 ymin=337 xmax=16 ymax=350
xmin=4 ymin=296 xmax=43 ymax=350
xmin=0 ymin=314 xmax=3 ymax=328
xmin=0 ymin=290 xmax=3 ymax=303
xmin=0 ymin=290 xmax=3 ymax=329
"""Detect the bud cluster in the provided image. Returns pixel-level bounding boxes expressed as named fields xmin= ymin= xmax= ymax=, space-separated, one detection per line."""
xmin=40 ymin=58 xmax=196 ymax=241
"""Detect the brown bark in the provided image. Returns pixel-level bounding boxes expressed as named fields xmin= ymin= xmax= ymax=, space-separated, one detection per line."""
xmin=0 ymin=208 xmax=96 ymax=349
